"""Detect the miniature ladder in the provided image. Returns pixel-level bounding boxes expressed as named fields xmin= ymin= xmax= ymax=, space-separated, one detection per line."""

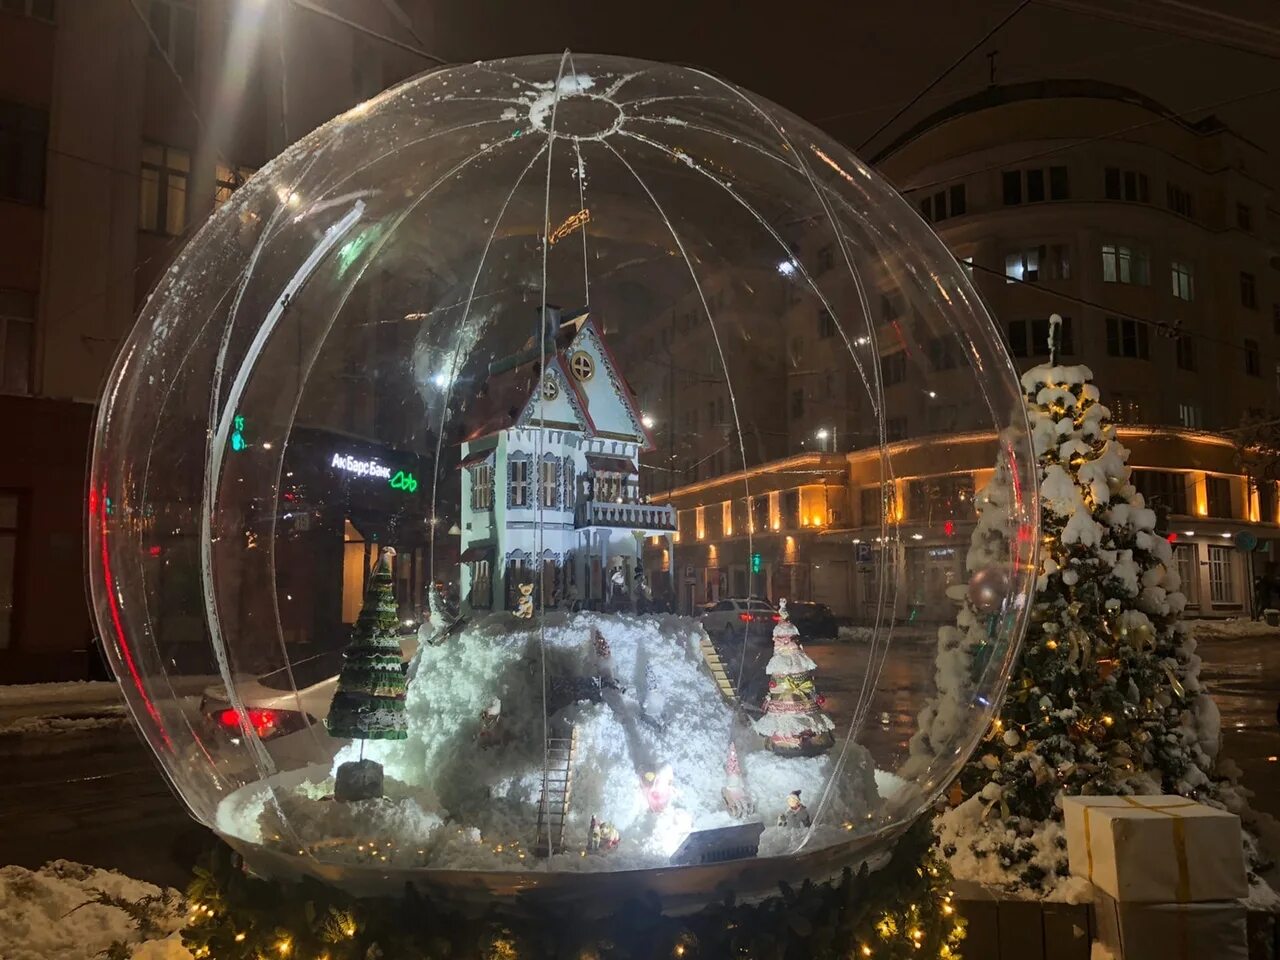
xmin=699 ymin=636 xmax=738 ymax=701
xmin=534 ymin=725 xmax=578 ymax=857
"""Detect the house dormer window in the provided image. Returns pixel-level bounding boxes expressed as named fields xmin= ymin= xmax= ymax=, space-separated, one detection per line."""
xmin=470 ymin=462 xmax=493 ymax=510
xmin=570 ymin=351 xmax=594 ymax=382
xmin=509 ymin=454 xmax=531 ymax=508
xmin=542 ymin=374 xmax=559 ymax=400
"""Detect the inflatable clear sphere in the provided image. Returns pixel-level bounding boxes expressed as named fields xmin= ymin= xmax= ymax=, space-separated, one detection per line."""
xmin=88 ymin=53 xmax=1037 ymax=901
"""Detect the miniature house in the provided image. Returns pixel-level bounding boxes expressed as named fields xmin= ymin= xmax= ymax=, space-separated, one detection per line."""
xmin=458 ymin=308 xmax=676 ymax=612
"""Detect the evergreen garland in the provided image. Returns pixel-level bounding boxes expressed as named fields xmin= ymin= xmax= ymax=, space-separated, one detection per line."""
xmin=181 ymin=819 xmax=964 ymax=960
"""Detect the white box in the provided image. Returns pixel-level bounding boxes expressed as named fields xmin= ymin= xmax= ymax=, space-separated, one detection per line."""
xmin=1063 ymin=795 xmax=1246 ymax=903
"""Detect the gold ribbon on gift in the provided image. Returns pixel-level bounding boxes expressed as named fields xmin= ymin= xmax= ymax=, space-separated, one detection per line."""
xmin=1082 ymin=796 xmax=1193 ymax=903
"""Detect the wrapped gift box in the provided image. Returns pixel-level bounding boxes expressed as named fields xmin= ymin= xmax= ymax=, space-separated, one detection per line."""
xmin=1063 ymin=795 xmax=1246 ymax=903
xmin=1092 ymin=890 xmax=1246 ymax=960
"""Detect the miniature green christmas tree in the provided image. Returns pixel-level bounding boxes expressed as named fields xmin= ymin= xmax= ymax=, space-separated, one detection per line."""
xmin=327 ymin=546 xmax=407 ymax=800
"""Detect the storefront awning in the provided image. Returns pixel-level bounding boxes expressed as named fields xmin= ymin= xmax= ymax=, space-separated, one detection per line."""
xmin=585 ymin=454 xmax=637 ymax=474
xmin=460 ymin=545 xmax=494 ymax=562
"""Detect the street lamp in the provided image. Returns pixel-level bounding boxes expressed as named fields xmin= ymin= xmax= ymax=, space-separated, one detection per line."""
xmin=815 ymin=427 xmax=836 ymax=452
xmin=641 ymin=413 xmax=656 ymax=429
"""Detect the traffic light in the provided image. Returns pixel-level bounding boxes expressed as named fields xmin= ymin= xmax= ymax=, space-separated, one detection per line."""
xmin=751 ymin=552 xmax=762 ymax=574
xmin=230 ymin=414 xmax=247 ymax=452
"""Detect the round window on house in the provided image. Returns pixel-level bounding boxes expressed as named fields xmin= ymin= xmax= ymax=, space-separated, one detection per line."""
xmin=570 ymin=350 xmax=594 ymax=382
xmin=542 ymin=374 xmax=559 ymax=401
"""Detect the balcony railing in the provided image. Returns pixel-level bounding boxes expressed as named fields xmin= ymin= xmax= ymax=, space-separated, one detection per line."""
xmin=574 ymin=499 xmax=677 ymax=531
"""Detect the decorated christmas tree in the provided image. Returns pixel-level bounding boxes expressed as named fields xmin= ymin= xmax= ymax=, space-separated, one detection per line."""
xmin=327 ymin=546 xmax=409 ymax=744
xmin=911 ymin=316 xmax=1227 ymax=890
xmin=753 ymin=599 xmax=835 ymax=756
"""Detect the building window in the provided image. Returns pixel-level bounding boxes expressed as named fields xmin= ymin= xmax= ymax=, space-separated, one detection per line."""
xmin=859 ymin=484 xmax=894 ymax=525
xmin=214 ymin=162 xmax=255 ymax=207
xmin=1206 ymin=475 xmax=1232 ymax=518
xmin=1003 ymin=167 xmax=1067 ymax=205
xmin=818 ymin=309 xmax=836 ymax=339
xmin=470 ymin=559 xmax=491 ymax=609
xmin=1131 ymin=470 xmax=1188 ymax=515
xmin=919 ymin=183 xmax=967 ymax=222
xmin=1105 ymin=167 xmax=1149 ymax=202
xmin=0 ymin=492 xmax=17 ymax=649
xmin=2 ymin=0 xmax=55 ymax=20
xmin=1208 ymin=545 xmax=1236 ymax=604
xmin=817 ymin=245 xmax=833 ymax=271
xmin=1007 ymin=316 xmax=1074 ymax=358
xmin=789 ymin=388 xmax=804 ymax=419
xmin=0 ymin=100 xmax=48 ymax=205
xmin=1173 ymin=543 xmax=1197 ymax=606
xmin=148 ymin=0 xmax=196 ymax=80
xmin=0 ymin=289 xmax=34 ymax=396
xmin=880 ymin=351 xmax=907 ymax=387
xmin=1170 ymin=261 xmax=1194 ymax=301
xmin=1005 ymin=244 xmax=1069 ymax=283
xmin=1237 ymin=203 xmax=1253 ymax=232
xmin=1105 ymin=317 xmax=1149 ymax=359
xmin=926 ymin=336 xmax=958 ymax=370
xmin=1101 ymin=243 xmax=1149 ymax=285
xmin=906 ymin=475 xmax=975 ymax=525
xmin=470 ymin=462 xmax=493 ymax=510
xmin=1259 ymin=480 xmax=1277 ymax=524
xmin=782 ymin=489 xmax=800 ymax=529
xmin=1177 ymin=402 xmax=1201 ymax=428
xmin=886 ymin=417 xmax=908 ymax=441
xmin=1002 ymin=170 xmax=1021 ymax=205
xmin=949 ymin=183 xmax=967 ymax=216
xmin=1049 ymin=165 xmax=1069 ymax=200
xmin=1245 ymin=338 xmax=1261 ymax=376
xmin=750 ymin=495 xmax=769 ymax=533
xmin=1109 ymin=395 xmax=1142 ymax=424
xmin=539 ymin=457 xmax=559 ymax=509
xmin=1175 ymin=335 xmax=1195 ymax=372
xmin=139 ymin=142 xmax=190 ymax=236
xmin=1241 ymin=272 xmax=1257 ymax=310
xmin=880 ymin=291 xmax=904 ymax=321
xmin=509 ymin=457 xmax=530 ymax=508
xmin=1166 ymin=183 xmax=1194 ymax=218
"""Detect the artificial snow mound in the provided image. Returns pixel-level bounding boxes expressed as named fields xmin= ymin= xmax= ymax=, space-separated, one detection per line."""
xmin=220 ymin=612 xmax=882 ymax=872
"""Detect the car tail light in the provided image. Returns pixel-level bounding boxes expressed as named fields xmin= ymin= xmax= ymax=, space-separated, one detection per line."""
xmin=771 ymin=614 xmax=781 ymax=622
xmin=219 ymin=707 xmax=282 ymax=738
xmin=738 ymin=613 xmax=752 ymax=622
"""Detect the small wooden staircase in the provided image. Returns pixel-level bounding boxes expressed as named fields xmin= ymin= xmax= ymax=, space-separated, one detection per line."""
xmin=534 ymin=725 xmax=578 ymax=857
xmin=699 ymin=636 xmax=738 ymax=702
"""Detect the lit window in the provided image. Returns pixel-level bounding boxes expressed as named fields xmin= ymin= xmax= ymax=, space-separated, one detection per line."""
xmin=1178 ymin=403 xmax=1202 ymax=429
xmin=214 ymin=162 xmax=256 ymax=207
xmin=140 ymin=142 xmax=190 ymax=236
xmin=1171 ymin=261 xmax=1194 ymax=301
xmin=1101 ymin=243 xmax=1149 ymax=285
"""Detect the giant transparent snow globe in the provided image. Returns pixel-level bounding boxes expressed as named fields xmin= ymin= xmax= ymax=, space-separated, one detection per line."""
xmin=88 ymin=53 xmax=1037 ymax=903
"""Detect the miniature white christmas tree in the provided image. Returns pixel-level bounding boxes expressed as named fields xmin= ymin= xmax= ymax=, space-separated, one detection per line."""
xmin=753 ymin=599 xmax=834 ymax=756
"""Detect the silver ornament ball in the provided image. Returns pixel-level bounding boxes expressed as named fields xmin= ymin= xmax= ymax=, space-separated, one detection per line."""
xmin=967 ymin=567 xmax=1010 ymax=613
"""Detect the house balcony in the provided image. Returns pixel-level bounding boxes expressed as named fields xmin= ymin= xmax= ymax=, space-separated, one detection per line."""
xmin=574 ymin=499 xmax=677 ymax=532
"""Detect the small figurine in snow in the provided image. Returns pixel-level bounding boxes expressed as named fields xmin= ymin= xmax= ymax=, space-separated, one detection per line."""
xmin=722 ymin=743 xmax=754 ymax=819
xmin=641 ymin=664 xmax=666 ymax=729
xmin=588 ymin=814 xmax=601 ymax=852
xmin=420 ymin=580 xmax=463 ymax=647
xmin=514 ymin=582 xmax=535 ymax=620
xmin=598 ymin=821 xmax=620 ymax=851
xmin=608 ymin=565 xmax=627 ymax=605
xmin=593 ymin=629 xmax=622 ymax=690
xmin=632 ymin=568 xmax=652 ymax=613
xmin=777 ymin=790 xmax=811 ymax=829
xmin=477 ymin=697 xmax=502 ymax=749
xmin=643 ymin=765 xmax=675 ymax=813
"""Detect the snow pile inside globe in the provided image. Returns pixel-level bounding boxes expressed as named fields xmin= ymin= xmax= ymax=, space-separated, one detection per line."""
xmin=88 ymin=53 xmax=1037 ymax=899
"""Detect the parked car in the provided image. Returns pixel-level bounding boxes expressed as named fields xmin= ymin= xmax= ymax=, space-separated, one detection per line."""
xmin=786 ymin=601 xmax=838 ymax=642
xmin=199 ymin=649 xmax=346 ymax=743
xmin=699 ymin=598 xmax=778 ymax=706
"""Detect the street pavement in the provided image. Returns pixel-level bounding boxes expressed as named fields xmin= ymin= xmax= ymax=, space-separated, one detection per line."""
xmin=0 ymin=630 xmax=1277 ymax=889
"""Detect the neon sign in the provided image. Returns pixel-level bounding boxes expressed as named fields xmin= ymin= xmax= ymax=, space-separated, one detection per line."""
xmin=331 ymin=452 xmax=417 ymax=494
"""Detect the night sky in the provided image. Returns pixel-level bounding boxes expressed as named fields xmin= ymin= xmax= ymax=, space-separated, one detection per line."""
xmin=417 ymin=0 xmax=1280 ymax=176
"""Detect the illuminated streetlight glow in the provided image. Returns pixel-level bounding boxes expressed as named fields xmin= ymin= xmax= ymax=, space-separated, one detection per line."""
xmin=641 ymin=413 xmax=655 ymax=429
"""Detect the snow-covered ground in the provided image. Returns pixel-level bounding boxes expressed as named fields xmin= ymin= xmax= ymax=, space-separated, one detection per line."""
xmin=0 ymin=861 xmax=189 ymax=960
xmin=0 ymin=680 xmax=121 ymax=707
xmin=1187 ymin=618 xmax=1280 ymax=641
xmin=0 ymin=710 xmax=128 ymax=738
xmin=217 ymin=612 xmax=884 ymax=874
